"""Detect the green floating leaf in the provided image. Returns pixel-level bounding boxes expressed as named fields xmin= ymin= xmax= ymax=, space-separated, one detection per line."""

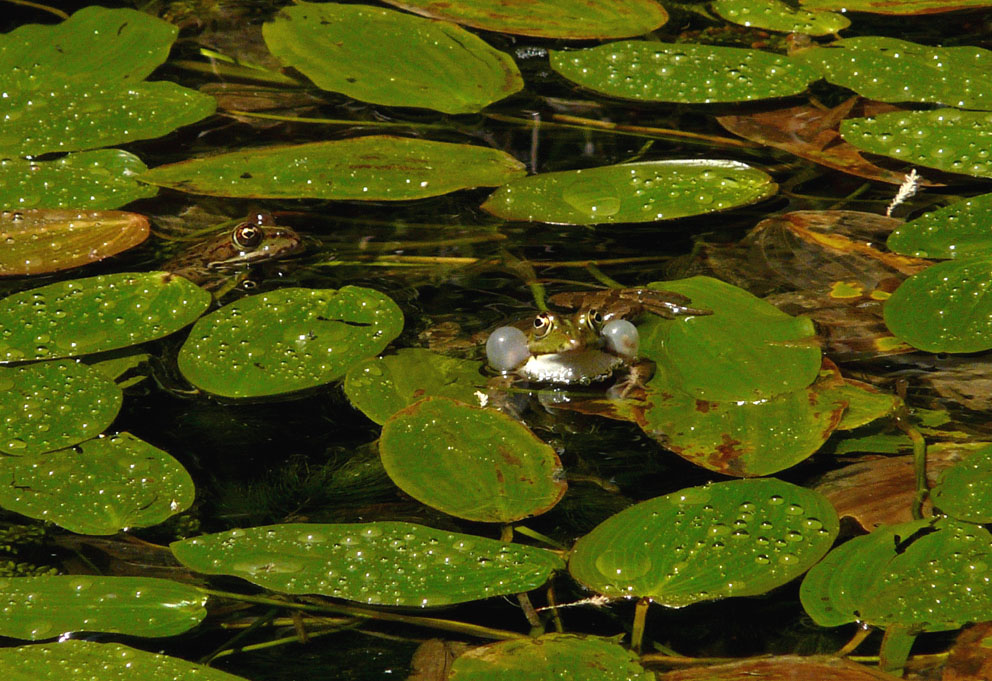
xmin=171 ymin=521 xmax=565 ymax=606
xmin=0 ymin=208 xmax=149 ymax=275
xmin=932 ymin=443 xmax=992 ymax=523
xmin=841 ymin=109 xmax=992 ymax=178
xmin=794 ymin=37 xmax=992 ymax=111
xmin=0 ymin=272 xmax=211 ymax=363
xmin=887 ymin=192 xmax=992 ymax=258
xmin=884 ymin=257 xmax=992 ymax=353
xmin=801 ymin=518 xmax=992 ymax=631
xmin=713 ymin=0 xmax=848 ymax=34
xmin=800 ymin=0 xmax=992 ymax=14
xmin=178 ymin=286 xmax=403 ymax=398
xmin=344 ymin=348 xmax=486 ymax=425
xmin=0 ymin=432 xmax=195 ymax=535
xmin=0 ymin=360 xmax=122 ymax=456
xmin=1 ymin=640 xmax=250 ymax=681
xmin=550 ymin=42 xmax=818 ymax=104
xmin=379 ymin=397 xmax=566 ymax=522
xmin=450 ymin=634 xmax=654 ymax=681
xmin=0 ymin=151 xmax=157 ymax=211
xmin=380 ymin=0 xmax=668 ymax=39
xmin=0 ymin=575 xmax=205 ymax=640
xmin=0 ymin=7 xmax=214 ymax=156
xmin=482 ymin=160 xmax=776 ymax=225
xmin=263 ymin=2 xmax=521 ymax=114
xmin=141 ymin=136 xmax=526 ymax=200
xmin=569 ymin=479 xmax=838 ymax=606
xmin=833 ymin=378 xmax=899 ymax=430
xmin=639 ymin=277 xmax=821 ymax=401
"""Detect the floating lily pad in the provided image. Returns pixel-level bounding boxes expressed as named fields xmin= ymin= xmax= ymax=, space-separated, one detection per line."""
xmin=887 ymin=193 xmax=992 ymax=258
xmin=713 ymin=0 xmax=849 ymax=35
xmin=800 ymin=0 xmax=992 ymax=13
xmin=841 ymin=109 xmax=992 ymax=179
xmin=263 ymin=2 xmax=521 ymax=114
xmin=801 ymin=518 xmax=992 ymax=631
xmin=0 ymin=360 xmax=122 ymax=456
xmin=0 ymin=208 xmax=149 ymax=275
xmin=379 ymin=397 xmax=566 ymax=522
xmin=833 ymin=378 xmax=900 ymax=430
xmin=171 ymin=521 xmax=565 ymax=606
xmin=0 ymin=151 xmax=157 ymax=211
xmin=0 ymin=432 xmax=195 ymax=535
xmin=1 ymin=640 xmax=251 ymax=680
xmin=481 ymin=160 xmax=776 ymax=225
xmin=449 ymin=634 xmax=654 ymax=681
xmin=932 ymin=444 xmax=992 ymax=523
xmin=550 ymin=42 xmax=818 ymax=104
xmin=178 ymin=286 xmax=403 ymax=398
xmin=569 ymin=479 xmax=838 ymax=606
xmin=344 ymin=349 xmax=486 ymax=425
xmin=0 ymin=575 xmax=206 ymax=640
xmin=883 ymin=257 xmax=992 ymax=353
xmin=0 ymin=272 xmax=210 ymax=363
xmin=639 ymin=277 xmax=821 ymax=401
xmin=379 ymin=0 xmax=668 ymax=39
xmin=141 ymin=136 xmax=526 ymax=200
xmin=794 ymin=37 xmax=992 ymax=111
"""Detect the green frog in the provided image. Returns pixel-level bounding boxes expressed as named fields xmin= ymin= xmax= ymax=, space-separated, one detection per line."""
xmin=162 ymin=212 xmax=303 ymax=293
xmin=486 ymin=287 xmax=710 ymax=389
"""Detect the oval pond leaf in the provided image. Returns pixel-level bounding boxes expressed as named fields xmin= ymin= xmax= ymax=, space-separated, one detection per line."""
xmin=482 ymin=160 xmax=776 ymax=225
xmin=887 ymin=192 xmax=992 ymax=259
xmin=171 ymin=521 xmax=565 ymax=606
xmin=800 ymin=0 xmax=992 ymax=13
xmin=0 ymin=432 xmax=195 ymax=535
xmin=569 ymin=478 xmax=838 ymax=606
xmin=932 ymin=443 xmax=992 ymax=523
xmin=714 ymin=0 xmax=848 ymax=34
xmin=379 ymin=397 xmax=566 ymax=522
xmin=141 ymin=136 xmax=526 ymax=200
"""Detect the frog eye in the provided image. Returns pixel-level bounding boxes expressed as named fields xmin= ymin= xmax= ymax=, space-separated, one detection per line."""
xmin=533 ymin=312 xmax=554 ymax=338
xmin=232 ymin=223 xmax=264 ymax=250
xmin=584 ymin=308 xmax=604 ymax=330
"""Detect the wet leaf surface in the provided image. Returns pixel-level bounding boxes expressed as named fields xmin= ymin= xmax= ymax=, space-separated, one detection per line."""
xmin=380 ymin=0 xmax=668 ymax=39
xmin=141 ymin=136 xmax=527 ymax=200
xmin=178 ymin=286 xmax=403 ymax=398
xmin=449 ymin=634 xmax=653 ymax=681
xmin=379 ymin=397 xmax=566 ymax=522
xmin=932 ymin=443 xmax=992 ymax=523
xmin=713 ymin=0 xmax=849 ymax=35
xmin=569 ymin=479 xmax=838 ymax=606
xmin=0 ymin=360 xmax=122 ymax=456
xmin=0 ymin=209 xmax=149 ymax=275
xmin=0 ymin=272 xmax=211 ymax=363
xmin=482 ymin=160 xmax=776 ymax=225
xmin=0 ymin=432 xmax=195 ymax=535
xmin=550 ymin=42 xmax=818 ymax=103
xmin=887 ymin=192 xmax=992 ymax=258
xmin=171 ymin=521 xmax=565 ymax=606
xmin=0 ymin=151 xmax=157 ymax=211
xmin=263 ymin=2 xmax=522 ymax=114
xmin=0 ymin=575 xmax=205 ymax=640
xmin=800 ymin=0 xmax=992 ymax=13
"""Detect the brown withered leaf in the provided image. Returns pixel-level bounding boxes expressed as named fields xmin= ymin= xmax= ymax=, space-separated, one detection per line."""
xmin=944 ymin=621 xmax=992 ymax=681
xmin=0 ymin=209 xmax=149 ymax=276
xmin=656 ymin=654 xmax=898 ymax=680
xmin=717 ymin=98 xmax=941 ymax=185
xmin=408 ymin=639 xmax=472 ymax=681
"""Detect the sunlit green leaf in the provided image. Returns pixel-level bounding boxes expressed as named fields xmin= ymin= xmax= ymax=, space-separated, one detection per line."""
xmin=0 ymin=433 xmax=195 ymax=535
xmin=171 ymin=522 xmax=565 ymax=606
xmin=713 ymin=0 xmax=849 ymax=35
xmin=550 ymin=42 xmax=818 ymax=104
xmin=794 ymin=37 xmax=992 ymax=110
xmin=0 ymin=360 xmax=121 ymax=456
xmin=932 ymin=444 xmax=992 ymax=523
xmin=263 ymin=2 xmax=522 ymax=114
xmin=450 ymin=634 xmax=654 ymax=681
xmin=344 ymin=349 xmax=486 ymax=425
xmin=380 ymin=0 xmax=668 ymax=39
xmin=883 ymin=258 xmax=992 ymax=353
xmin=141 ymin=136 xmax=526 ymax=200
xmin=800 ymin=0 xmax=992 ymax=13
xmin=0 ymin=575 xmax=205 ymax=639
xmin=481 ymin=160 xmax=776 ymax=225
xmin=0 ymin=151 xmax=157 ymax=211
xmin=0 ymin=272 xmax=210 ymax=363
xmin=570 ymin=479 xmax=838 ymax=606
xmin=833 ymin=378 xmax=899 ymax=430
xmin=887 ymin=192 xmax=992 ymax=258
xmin=841 ymin=109 xmax=992 ymax=178
xmin=379 ymin=397 xmax=566 ymax=522
xmin=178 ymin=287 xmax=404 ymax=398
